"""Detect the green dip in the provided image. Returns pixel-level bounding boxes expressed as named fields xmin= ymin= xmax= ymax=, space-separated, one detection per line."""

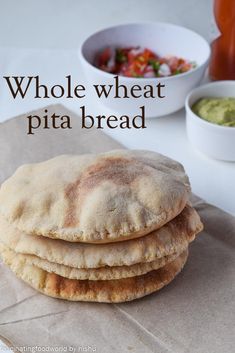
xmin=192 ymin=97 xmax=235 ymax=127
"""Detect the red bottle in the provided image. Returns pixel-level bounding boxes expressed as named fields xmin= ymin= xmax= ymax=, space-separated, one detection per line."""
xmin=209 ymin=0 xmax=235 ymax=80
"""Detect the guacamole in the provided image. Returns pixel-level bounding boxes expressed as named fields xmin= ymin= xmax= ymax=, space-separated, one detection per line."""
xmin=192 ymin=97 xmax=235 ymax=127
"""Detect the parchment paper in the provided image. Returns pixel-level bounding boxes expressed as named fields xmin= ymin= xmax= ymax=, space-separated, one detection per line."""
xmin=0 ymin=105 xmax=234 ymax=353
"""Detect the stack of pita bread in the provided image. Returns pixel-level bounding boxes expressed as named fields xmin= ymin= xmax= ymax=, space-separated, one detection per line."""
xmin=0 ymin=150 xmax=203 ymax=302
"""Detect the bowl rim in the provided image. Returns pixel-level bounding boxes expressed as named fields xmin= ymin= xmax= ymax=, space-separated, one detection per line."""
xmin=185 ymin=81 xmax=235 ymax=131
xmin=79 ymin=21 xmax=211 ymax=82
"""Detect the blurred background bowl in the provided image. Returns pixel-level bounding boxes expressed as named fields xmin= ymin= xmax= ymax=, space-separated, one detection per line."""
xmin=186 ymin=81 xmax=235 ymax=161
xmin=79 ymin=22 xmax=210 ymax=118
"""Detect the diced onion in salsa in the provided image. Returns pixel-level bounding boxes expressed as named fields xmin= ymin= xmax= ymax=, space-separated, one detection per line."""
xmin=95 ymin=46 xmax=196 ymax=78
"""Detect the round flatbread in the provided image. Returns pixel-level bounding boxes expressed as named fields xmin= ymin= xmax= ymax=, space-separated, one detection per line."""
xmin=0 ymin=150 xmax=190 ymax=243
xmin=0 ymin=245 xmax=188 ymax=303
xmin=0 ymin=243 xmax=181 ymax=280
xmin=0 ymin=205 xmax=202 ymax=268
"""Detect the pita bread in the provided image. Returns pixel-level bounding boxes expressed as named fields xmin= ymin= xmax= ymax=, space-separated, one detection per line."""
xmin=0 ymin=150 xmax=190 ymax=243
xmin=0 ymin=205 xmax=202 ymax=268
xmin=0 ymin=243 xmax=181 ymax=280
xmin=0 ymin=245 xmax=188 ymax=302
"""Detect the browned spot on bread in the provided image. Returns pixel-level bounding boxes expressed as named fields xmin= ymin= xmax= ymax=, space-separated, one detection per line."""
xmin=168 ymin=204 xmax=203 ymax=238
xmin=12 ymin=201 xmax=26 ymax=220
xmin=63 ymin=179 xmax=81 ymax=228
xmin=169 ymin=206 xmax=189 ymax=232
xmin=82 ymin=157 xmax=147 ymax=187
xmin=63 ymin=157 xmax=149 ymax=228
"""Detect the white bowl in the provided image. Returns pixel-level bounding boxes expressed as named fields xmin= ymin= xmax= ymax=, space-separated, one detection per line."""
xmin=186 ymin=81 xmax=235 ymax=161
xmin=79 ymin=22 xmax=210 ymax=118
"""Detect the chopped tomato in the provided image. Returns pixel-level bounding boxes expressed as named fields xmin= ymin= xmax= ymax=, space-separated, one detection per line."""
xmin=96 ymin=46 xmax=195 ymax=78
xmin=97 ymin=48 xmax=111 ymax=67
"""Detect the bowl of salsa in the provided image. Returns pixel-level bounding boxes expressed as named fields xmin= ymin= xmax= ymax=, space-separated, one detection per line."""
xmin=79 ymin=23 xmax=210 ymax=118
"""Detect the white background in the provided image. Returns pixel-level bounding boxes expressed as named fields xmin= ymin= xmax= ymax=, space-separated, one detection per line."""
xmin=0 ymin=0 xmax=234 ymax=219
xmin=0 ymin=0 xmax=214 ymax=49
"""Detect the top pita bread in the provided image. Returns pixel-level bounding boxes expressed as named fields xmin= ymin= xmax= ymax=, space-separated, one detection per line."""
xmin=0 ymin=150 xmax=190 ymax=243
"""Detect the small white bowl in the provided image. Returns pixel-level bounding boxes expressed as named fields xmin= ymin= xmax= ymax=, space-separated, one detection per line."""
xmin=79 ymin=22 xmax=210 ymax=118
xmin=186 ymin=81 xmax=235 ymax=161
